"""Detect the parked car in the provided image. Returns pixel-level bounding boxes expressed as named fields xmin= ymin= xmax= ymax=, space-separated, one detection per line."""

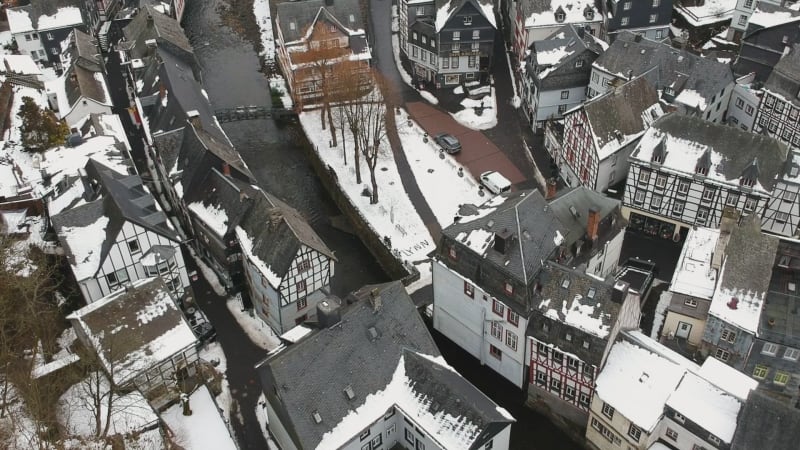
xmin=480 ymin=171 xmax=512 ymax=194
xmin=434 ymin=133 xmax=462 ymax=154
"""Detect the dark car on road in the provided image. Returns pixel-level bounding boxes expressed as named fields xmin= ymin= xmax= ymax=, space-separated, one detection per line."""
xmin=434 ymin=133 xmax=462 ymax=153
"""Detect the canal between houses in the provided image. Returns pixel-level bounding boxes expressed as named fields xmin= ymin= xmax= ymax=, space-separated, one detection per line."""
xmin=182 ymin=1 xmax=580 ymax=448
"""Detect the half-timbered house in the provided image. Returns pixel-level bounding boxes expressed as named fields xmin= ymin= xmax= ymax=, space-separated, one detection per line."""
xmin=753 ymin=44 xmax=800 ymax=151
xmin=588 ymin=32 xmax=734 ymax=123
xmin=509 ymin=0 xmax=601 ymax=64
xmin=526 ymin=264 xmax=639 ymax=433
xmin=432 ymin=187 xmax=625 ymax=388
xmin=236 ymin=191 xmax=337 ymax=334
xmin=622 ymin=113 xmax=794 ymax=240
xmin=548 ymin=76 xmax=662 ymax=192
xmin=51 ymin=159 xmax=190 ymax=304
xmin=275 ymin=0 xmax=372 ymax=105
xmin=520 ymin=24 xmax=605 ymax=130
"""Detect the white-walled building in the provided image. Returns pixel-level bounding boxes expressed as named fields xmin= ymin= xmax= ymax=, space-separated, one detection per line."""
xmin=7 ymin=0 xmax=85 ymax=67
xmin=256 ymin=281 xmax=514 ymax=450
xmin=509 ymin=0 xmax=602 ymax=63
xmin=51 ymin=159 xmax=190 ymax=304
xmin=726 ymin=72 xmax=762 ymax=132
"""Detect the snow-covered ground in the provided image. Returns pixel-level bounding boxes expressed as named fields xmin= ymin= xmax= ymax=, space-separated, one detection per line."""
xmin=252 ymin=0 xmax=293 ymax=108
xmin=225 ymin=296 xmax=282 ymax=350
xmin=200 ymin=342 xmax=233 ymax=423
xmin=162 ymin=385 xmax=237 ymax=450
xmin=650 ymin=287 xmax=671 ymax=341
xmin=255 ymin=393 xmax=281 ymax=450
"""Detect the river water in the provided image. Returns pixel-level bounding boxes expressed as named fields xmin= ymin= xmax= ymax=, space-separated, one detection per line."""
xmin=182 ymin=0 xmax=388 ymax=297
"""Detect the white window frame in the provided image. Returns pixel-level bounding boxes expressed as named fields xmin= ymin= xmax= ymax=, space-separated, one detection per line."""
xmin=762 ymin=342 xmax=779 ymax=356
xmin=784 ymin=347 xmax=800 ymax=361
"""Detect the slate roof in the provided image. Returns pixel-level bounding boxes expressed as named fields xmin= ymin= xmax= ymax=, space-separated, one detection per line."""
xmin=67 ymin=277 xmax=197 ymax=385
xmin=580 ymin=76 xmax=660 ymax=158
xmin=526 ymin=24 xmax=604 ymax=90
xmin=65 ymin=64 xmax=108 ymax=108
xmin=277 ymin=0 xmax=365 ymax=43
xmin=531 ymin=263 xmax=620 ymax=346
xmin=764 ymin=44 xmax=800 ymax=108
xmin=67 ymin=29 xmax=102 ymax=72
xmin=547 ymin=186 xmax=624 ymax=256
xmin=139 ymin=45 xmax=222 ymax=140
xmin=593 ymin=32 xmax=733 ymax=109
xmin=631 ymin=113 xmax=789 ymax=191
xmin=184 ymin=168 xmax=254 ymax=237
xmin=237 ymin=188 xmax=336 ymax=279
xmin=518 ymin=0 xmax=599 ymax=28
xmin=446 ymin=190 xmax=565 ymax=284
xmin=257 ymin=281 xmax=511 ymax=449
xmin=122 ymin=5 xmax=194 ymax=62
xmin=760 ymin=267 xmax=800 ymax=348
xmin=52 ymin=159 xmax=179 ymax=279
xmin=731 ymin=390 xmax=800 ymax=450
xmin=7 ymin=0 xmax=83 ymax=33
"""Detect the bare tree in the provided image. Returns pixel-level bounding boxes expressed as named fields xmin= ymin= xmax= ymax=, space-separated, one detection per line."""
xmin=354 ymin=74 xmax=391 ymax=204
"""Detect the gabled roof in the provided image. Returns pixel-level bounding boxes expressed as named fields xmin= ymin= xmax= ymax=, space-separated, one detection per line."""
xmin=434 ymin=0 xmax=497 ymax=31
xmin=67 ymin=277 xmax=197 ymax=385
xmin=631 ymin=113 xmax=789 ymax=191
xmin=256 ymin=281 xmax=512 ymax=450
xmin=518 ymin=0 xmax=600 ymax=29
xmin=525 ymin=24 xmax=604 ymax=89
xmin=708 ymin=214 xmax=779 ymax=334
xmin=122 ymin=5 xmax=194 ymax=62
xmin=579 ymin=76 xmax=661 ymax=160
xmin=547 ymin=186 xmax=623 ymax=250
xmin=277 ymin=0 xmax=365 ymax=43
xmin=7 ymin=0 xmax=83 ymax=34
xmin=64 ymin=29 xmax=102 ymax=72
xmin=731 ymin=390 xmax=800 ymax=450
xmin=64 ymin=63 xmax=110 ymax=108
xmin=445 ymin=190 xmax=564 ymax=284
xmin=236 ymin=189 xmax=335 ymax=286
xmin=185 ymin=168 xmax=253 ymax=237
xmin=52 ymin=159 xmax=179 ymax=280
xmin=532 ymin=263 xmax=620 ymax=341
xmin=764 ymin=44 xmax=800 ymax=108
xmin=745 ymin=1 xmax=800 ymax=35
xmin=593 ymin=32 xmax=733 ymax=110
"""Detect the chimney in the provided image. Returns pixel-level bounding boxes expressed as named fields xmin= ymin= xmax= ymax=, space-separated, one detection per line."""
xmin=146 ymin=14 xmax=154 ymax=26
xmin=324 ymin=0 xmax=334 ymax=6
xmin=587 ymin=207 xmax=601 ymax=241
xmin=316 ymin=296 xmax=342 ymax=328
xmin=186 ymin=110 xmax=201 ymax=129
xmin=727 ymin=297 xmax=739 ymax=310
xmin=493 ymin=229 xmax=513 ymax=254
xmin=546 ymin=178 xmax=557 ymax=199
xmin=222 ymin=162 xmax=231 ymax=177
xmin=611 ymin=281 xmax=628 ymax=304
xmin=369 ymin=287 xmax=382 ymax=312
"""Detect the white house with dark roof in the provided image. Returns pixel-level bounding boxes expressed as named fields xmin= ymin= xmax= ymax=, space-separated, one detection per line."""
xmin=753 ymin=44 xmax=800 ymax=151
xmin=526 ymin=263 xmax=640 ymax=433
xmin=700 ymin=214 xmax=779 ymax=369
xmin=51 ymin=159 xmax=190 ymax=304
xmin=256 ymin=281 xmax=514 ymax=450
xmin=622 ymin=113 xmax=797 ymax=241
xmin=67 ymin=277 xmax=199 ymax=406
xmin=587 ymin=330 xmax=755 ymax=450
xmin=433 ymin=187 xmax=625 ymax=388
xmin=547 ymin=76 xmax=663 ymax=192
xmin=599 ymin=0 xmax=673 ymax=42
xmin=588 ymin=32 xmax=734 ymax=124
xmin=509 ymin=0 xmax=601 ymax=63
xmin=520 ymin=23 xmax=605 ymax=129
xmin=45 ymin=29 xmax=113 ymax=127
xmin=726 ymin=72 xmax=762 ymax=132
xmin=7 ymin=0 xmax=85 ymax=67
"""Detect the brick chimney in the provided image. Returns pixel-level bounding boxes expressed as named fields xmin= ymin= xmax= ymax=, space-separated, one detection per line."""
xmin=493 ymin=229 xmax=513 ymax=254
xmin=546 ymin=178 xmax=557 ymax=199
xmin=586 ymin=207 xmax=600 ymax=241
xmin=222 ymin=162 xmax=231 ymax=176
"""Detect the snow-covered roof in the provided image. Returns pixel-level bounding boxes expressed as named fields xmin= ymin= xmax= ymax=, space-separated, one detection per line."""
xmin=67 ymin=277 xmax=198 ymax=386
xmin=7 ymin=5 xmax=83 ymax=34
xmin=161 ymin=385 xmax=237 ymax=450
xmin=697 ymin=357 xmax=757 ymax=402
xmin=189 ymin=202 xmax=229 ymax=237
xmin=631 ymin=114 xmax=788 ymax=192
xmin=747 ymin=2 xmax=800 ymax=30
xmin=670 ymin=227 xmax=720 ymax=299
xmin=595 ymin=339 xmax=688 ymax=432
xmin=236 ymin=226 xmax=284 ymax=288
xmin=520 ymin=0 xmax=600 ymax=29
xmin=708 ymin=215 xmax=778 ymax=334
xmin=54 ymin=213 xmax=110 ymax=280
xmin=674 ymin=0 xmax=736 ymax=27
xmin=280 ymin=324 xmax=314 ymax=343
xmin=257 ymin=281 xmax=513 ymax=450
xmin=1 ymin=54 xmax=41 ymax=75
xmin=674 ymin=88 xmax=707 ymax=111
xmin=666 ymin=372 xmax=743 ymax=444
xmin=40 ymin=135 xmax=132 ymax=191
xmin=436 ymin=0 xmax=497 ymax=32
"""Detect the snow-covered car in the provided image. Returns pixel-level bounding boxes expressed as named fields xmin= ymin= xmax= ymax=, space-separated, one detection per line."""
xmin=480 ymin=171 xmax=512 ymax=195
xmin=433 ymin=133 xmax=462 ymax=154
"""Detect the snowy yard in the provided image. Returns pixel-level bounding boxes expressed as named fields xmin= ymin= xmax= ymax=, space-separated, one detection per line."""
xmin=162 ymin=385 xmax=237 ymax=450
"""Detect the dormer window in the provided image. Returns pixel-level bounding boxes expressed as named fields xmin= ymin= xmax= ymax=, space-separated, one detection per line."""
xmin=575 ymin=60 xmax=584 ymax=68
xmin=290 ymin=22 xmax=296 ymax=30
xmin=463 ymin=16 xmax=472 ymax=26
xmin=696 ymin=165 xmax=708 ymax=176
xmin=664 ymin=87 xmax=675 ymax=96
xmin=741 ymin=177 xmax=756 ymax=187
xmin=584 ymin=6 xmax=594 ymax=20
xmin=556 ymin=12 xmax=566 ymax=22
xmin=448 ymin=246 xmax=457 ymax=260
xmin=561 ymin=278 xmax=571 ymax=289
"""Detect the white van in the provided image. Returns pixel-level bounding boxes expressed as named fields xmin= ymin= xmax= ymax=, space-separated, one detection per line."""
xmin=480 ymin=171 xmax=512 ymax=194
